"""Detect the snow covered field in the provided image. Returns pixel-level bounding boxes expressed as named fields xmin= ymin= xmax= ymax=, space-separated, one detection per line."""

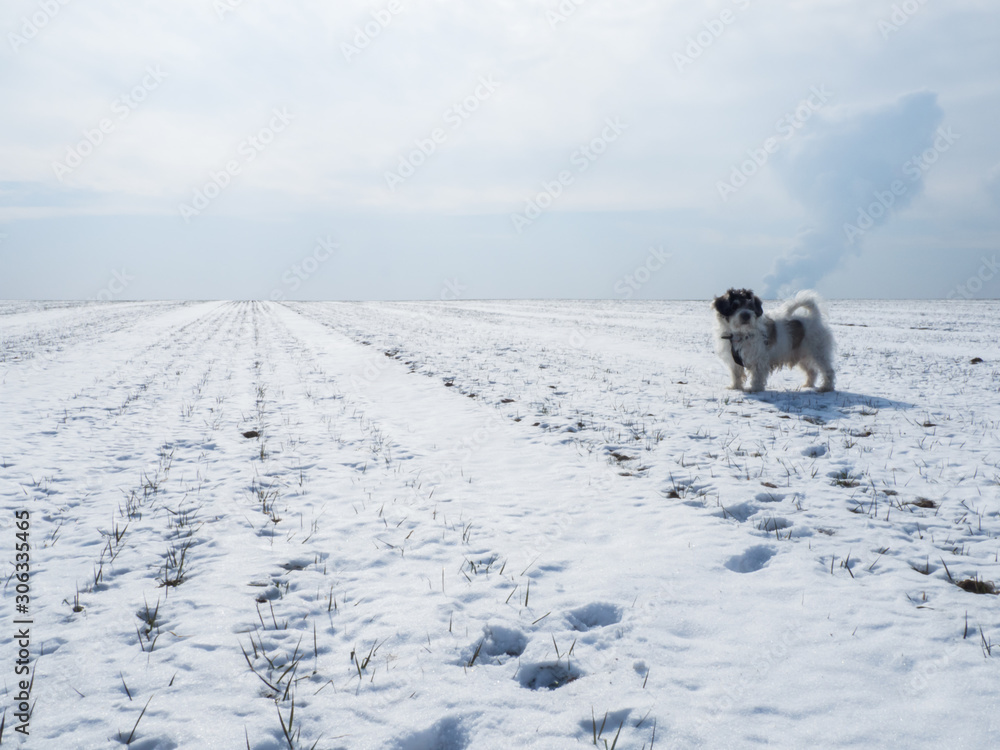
xmin=2 ymin=298 xmax=999 ymax=749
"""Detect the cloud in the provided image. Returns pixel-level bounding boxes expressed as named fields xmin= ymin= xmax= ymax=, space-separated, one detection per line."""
xmin=764 ymin=90 xmax=946 ymax=296
xmin=2 ymin=2 xmax=997 ymax=299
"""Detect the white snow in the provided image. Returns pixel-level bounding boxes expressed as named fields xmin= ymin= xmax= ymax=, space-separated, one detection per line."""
xmin=1 ymin=299 xmax=998 ymax=748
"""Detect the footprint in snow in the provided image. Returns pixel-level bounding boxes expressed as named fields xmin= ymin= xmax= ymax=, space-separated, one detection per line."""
xmin=278 ymin=558 xmax=311 ymax=572
xmin=38 ymin=636 xmax=68 ymax=655
xmin=517 ymin=661 xmax=584 ymax=690
xmin=391 ymin=715 xmax=470 ymax=750
xmin=724 ymin=545 xmax=777 ymax=573
xmin=755 ymin=491 xmax=785 ymax=503
xmin=718 ymin=502 xmax=758 ymax=522
xmin=755 ymin=516 xmax=792 ymax=533
xmin=565 ymin=602 xmax=622 ymax=632
xmin=461 ymin=624 xmax=527 ymax=666
xmin=577 ymin=708 xmax=634 ymax=741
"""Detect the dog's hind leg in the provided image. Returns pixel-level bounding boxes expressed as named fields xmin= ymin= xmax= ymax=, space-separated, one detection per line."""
xmin=802 ymin=363 xmax=818 ymax=389
xmin=815 ymin=355 xmax=836 ymax=392
xmin=817 ymin=369 xmax=835 ymax=392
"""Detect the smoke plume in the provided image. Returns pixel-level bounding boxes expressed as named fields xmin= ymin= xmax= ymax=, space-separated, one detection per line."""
xmin=763 ymin=91 xmax=945 ymax=296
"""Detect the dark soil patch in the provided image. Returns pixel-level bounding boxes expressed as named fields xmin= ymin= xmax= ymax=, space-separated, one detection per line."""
xmin=956 ymin=579 xmax=997 ymax=595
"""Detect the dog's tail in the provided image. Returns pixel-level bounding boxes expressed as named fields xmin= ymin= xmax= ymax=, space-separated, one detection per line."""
xmin=781 ymin=290 xmax=825 ymax=318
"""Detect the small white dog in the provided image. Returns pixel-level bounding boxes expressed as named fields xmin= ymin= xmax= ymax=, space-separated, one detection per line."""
xmin=712 ymin=288 xmax=836 ymax=393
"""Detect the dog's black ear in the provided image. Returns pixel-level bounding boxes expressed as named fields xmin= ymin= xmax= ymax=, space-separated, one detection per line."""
xmin=713 ymin=293 xmax=733 ymax=316
xmin=753 ymin=294 xmax=763 ymax=317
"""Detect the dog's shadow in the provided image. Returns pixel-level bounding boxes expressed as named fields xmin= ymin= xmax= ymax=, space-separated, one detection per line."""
xmin=745 ymin=390 xmax=914 ymax=422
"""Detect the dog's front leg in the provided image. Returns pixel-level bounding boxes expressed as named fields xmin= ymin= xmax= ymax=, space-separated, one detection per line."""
xmin=729 ymin=364 xmax=746 ymax=390
xmin=747 ymin=367 xmax=768 ymax=392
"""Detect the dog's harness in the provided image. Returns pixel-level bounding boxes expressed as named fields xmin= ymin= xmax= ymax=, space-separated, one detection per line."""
xmin=720 ymin=334 xmax=746 ymax=368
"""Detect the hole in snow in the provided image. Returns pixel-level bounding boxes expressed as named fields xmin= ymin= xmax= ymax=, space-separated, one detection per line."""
xmin=724 ymin=546 xmax=777 ymax=574
xmin=461 ymin=625 xmax=527 ymax=666
xmin=756 ymin=516 xmax=792 ymax=532
xmin=755 ymin=491 xmax=785 ymax=503
xmin=566 ymin=602 xmax=622 ymax=632
xmin=718 ymin=502 xmax=757 ymax=522
xmin=517 ymin=661 xmax=583 ymax=690
xmin=391 ymin=716 xmax=470 ymax=750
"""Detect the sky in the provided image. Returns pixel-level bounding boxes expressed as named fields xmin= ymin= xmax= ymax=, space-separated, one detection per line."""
xmin=1 ymin=0 xmax=998 ymax=301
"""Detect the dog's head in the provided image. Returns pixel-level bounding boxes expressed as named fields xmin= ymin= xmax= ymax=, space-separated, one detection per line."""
xmin=713 ymin=288 xmax=763 ymax=328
